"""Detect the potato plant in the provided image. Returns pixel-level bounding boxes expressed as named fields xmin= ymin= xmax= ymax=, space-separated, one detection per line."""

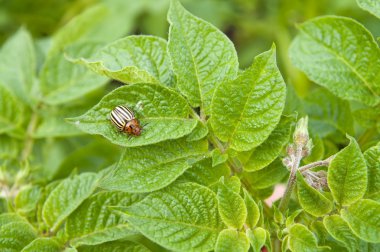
xmin=0 ymin=0 xmax=379 ymax=251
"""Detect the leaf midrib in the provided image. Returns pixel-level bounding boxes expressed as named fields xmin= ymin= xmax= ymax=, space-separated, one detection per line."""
xmin=171 ymin=5 xmax=203 ymax=107
xmin=228 ymin=54 xmax=273 ymax=144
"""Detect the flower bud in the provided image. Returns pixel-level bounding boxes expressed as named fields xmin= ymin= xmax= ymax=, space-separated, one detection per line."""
xmin=286 ymin=144 xmax=295 ymax=156
xmin=301 ymin=139 xmax=313 ymax=158
xmin=293 ymin=117 xmax=309 ymax=148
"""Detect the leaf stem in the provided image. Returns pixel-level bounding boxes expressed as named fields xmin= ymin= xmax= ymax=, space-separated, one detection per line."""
xmin=208 ymin=133 xmax=242 ymax=174
xmin=278 ymin=146 xmax=302 ymax=212
xmin=20 ymin=109 xmax=39 ymax=162
xmin=299 ymin=155 xmax=335 ymax=173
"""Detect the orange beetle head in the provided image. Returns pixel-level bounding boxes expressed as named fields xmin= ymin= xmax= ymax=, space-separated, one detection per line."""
xmin=125 ymin=119 xmax=142 ymax=136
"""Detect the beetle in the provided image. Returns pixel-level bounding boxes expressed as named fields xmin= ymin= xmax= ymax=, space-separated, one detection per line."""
xmin=110 ymin=105 xmax=142 ymax=136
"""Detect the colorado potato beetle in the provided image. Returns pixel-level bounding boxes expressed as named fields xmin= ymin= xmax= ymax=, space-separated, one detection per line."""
xmin=110 ymin=105 xmax=142 ymax=136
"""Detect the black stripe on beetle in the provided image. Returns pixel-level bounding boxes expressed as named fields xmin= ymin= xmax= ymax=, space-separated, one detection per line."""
xmin=110 ymin=105 xmax=142 ymax=136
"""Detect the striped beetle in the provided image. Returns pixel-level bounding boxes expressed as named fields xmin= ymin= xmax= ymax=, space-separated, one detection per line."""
xmin=110 ymin=105 xmax=142 ymax=136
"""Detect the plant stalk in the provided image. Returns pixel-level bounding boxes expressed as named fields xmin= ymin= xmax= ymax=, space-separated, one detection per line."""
xmin=278 ymin=146 xmax=302 ymax=212
xmin=20 ymin=110 xmax=39 ymax=162
xmin=299 ymin=155 xmax=335 ymax=173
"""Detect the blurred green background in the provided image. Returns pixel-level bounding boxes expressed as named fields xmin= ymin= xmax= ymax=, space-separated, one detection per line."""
xmin=1 ymin=0 xmax=378 ymax=97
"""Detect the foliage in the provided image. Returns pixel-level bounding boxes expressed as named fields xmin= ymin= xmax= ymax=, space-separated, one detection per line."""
xmin=0 ymin=0 xmax=379 ymax=251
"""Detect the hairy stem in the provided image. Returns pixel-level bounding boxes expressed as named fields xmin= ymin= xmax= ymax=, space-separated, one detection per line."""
xmin=299 ymin=155 xmax=335 ymax=173
xmin=278 ymin=146 xmax=303 ymax=212
xmin=208 ymin=133 xmax=243 ymax=174
xmin=20 ymin=110 xmax=39 ymax=162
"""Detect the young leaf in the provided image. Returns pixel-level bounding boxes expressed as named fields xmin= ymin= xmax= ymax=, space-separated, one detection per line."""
xmin=70 ymin=36 xmax=173 ymax=86
xmin=180 ymin=158 xmax=230 ymax=187
xmin=323 ymin=215 xmax=361 ymax=252
xmin=296 ymin=171 xmax=333 ymax=217
xmin=0 ymin=28 xmax=36 ymax=105
xmin=69 ymin=83 xmax=197 ymax=147
xmin=217 ymin=178 xmax=247 ymax=229
xmin=242 ymin=116 xmax=292 ymax=171
xmin=168 ymin=0 xmax=238 ymax=114
xmin=76 ymin=241 xmax=150 ymax=252
xmin=186 ymin=120 xmax=209 ymax=141
xmin=364 ymin=144 xmax=380 ymax=201
xmin=327 ymin=135 xmax=367 ymax=205
xmin=21 ymin=238 xmax=61 ymax=252
xmin=15 ymin=185 xmax=41 ymax=216
xmin=211 ymin=45 xmax=286 ymax=151
xmin=0 ymin=86 xmax=25 ymax=134
xmin=66 ymin=191 xmax=143 ymax=247
xmin=211 ymin=149 xmax=228 ymax=167
xmin=0 ymin=213 xmax=37 ymax=252
xmin=289 ymin=16 xmax=380 ymax=106
xmin=99 ymin=138 xmax=208 ymax=193
xmin=243 ymin=189 xmax=260 ymax=229
xmin=288 ymin=224 xmax=329 ymax=252
xmin=121 ymin=183 xmax=224 ymax=251
xmin=341 ymin=199 xmax=380 ymax=243
xmin=42 ymin=173 xmax=99 ymax=231
xmin=246 ymin=227 xmax=266 ymax=252
xmin=215 ymin=229 xmax=250 ymax=252
xmin=357 ymin=0 xmax=380 ymax=19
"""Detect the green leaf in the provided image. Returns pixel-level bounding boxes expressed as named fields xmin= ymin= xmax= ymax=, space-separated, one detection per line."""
xmin=66 ymin=191 xmax=143 ymax=247
xmin=15 ymin=185 xmax=41 ymax=216
xmin=211 ymin=149 xmax=228 ymax=167
xmin=304 ymin=88 xmax=354 ymax=137
xmin=77 ymin=240 xmax=150 ymax=252
xmin=217 ymin=178 xmax=247 ymax=229
xmin=364 ymin=145 xmax=380 ymax=201
xmin=243 ymin=159 xmax=288 ymax=189
xmin=40 ymin=42 xmax=108 ymax=105
xmin=243 ymin=189 xmax=260 ymax=229
xmin=357 ymin=0 xmax=380 ymax=19
xmin=99 ymin=138 xmax=208 ymax=193
xmin=168 ymin=0 xmax=238 ymax=114
xmin=54 ymin=139 xmax=121 ymax=180
xmin=0 ymin=86 xmax=25 ymax=134
xmin=297 ymin=172 xmax=333 ymax=217
xmin=288 ymin=224 xmax=329 ymax=252
xmin=211 ymin=45 xmax=286 ymax=151
xmin=310 ymin=221 xmax=348 ymax=252
xmin=215 ymin=229 xmax=250 ymax=252
xmin=69 ymin=83 xmax=197 ymax=147
xmin=0 ymin=213 xmax=37 ymax=252
xmin=323 ymin=215 xmax=361 ymax=252
xmin=327 ymin=135 xmax=367 ymax=205
xmin=289 ymin=16 xmax=380 ymax=106
xmin=341 ymin=199 xmax=380 ymax=243
xmin=242 ymin=116 xmax=292 ymax=171
xmin=48 ymin=6 xmax=108 ymax=55
xmin=0 ymin=135 xmax=20 ymax=160
xmin=186 ymin=120 xmax=209 ymax=141
xmin=71 ymin=36 xmax=173 ymax=86
xmin=42 ymin=173 xmax=99 ymax=231
xmin=180 ymin=158 xmax=230 ymax=187
xmin=246 ymin=227 xmax=266 ymax=252
xmin=0 ymin=28 xmax=36 ymax=105
xmin=22 ymin=238 xmax=61 ymax=252
xmin=122 ymin=182 xmax=223 ymax=251
xmin=353 ymin=107 xmax=380 ymax=129
xmin=33 ymin=106 xmax=87 ymax=138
